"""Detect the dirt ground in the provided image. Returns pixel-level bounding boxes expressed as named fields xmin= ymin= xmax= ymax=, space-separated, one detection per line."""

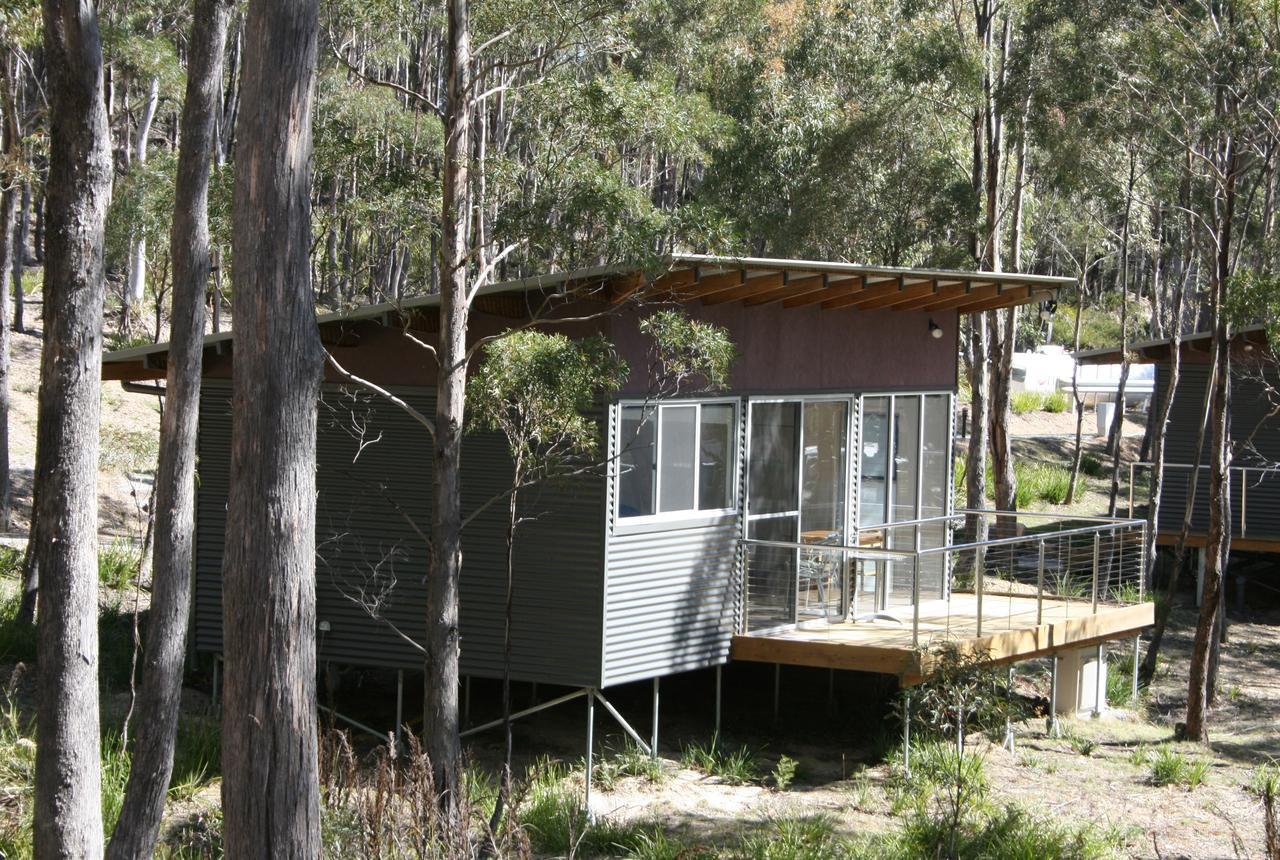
xmin=6 ymin=299 xmax=160 ymax=540
xmin=481 ymin=599 xmax=1277 ymax=859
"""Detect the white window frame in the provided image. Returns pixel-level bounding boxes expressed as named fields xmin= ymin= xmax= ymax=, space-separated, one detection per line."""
xmin=613 ymin=397 xmax=741 ymax=533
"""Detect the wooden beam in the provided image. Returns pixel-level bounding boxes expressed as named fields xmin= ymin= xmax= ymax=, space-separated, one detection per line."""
xmin=892 ymin=282 xmax=967 ymax=311
xmin=701 ymin=272 xmax=787 ymax=305
xmin=674 ymin=269 xmax=749 ymax=300
xmin=912 ymin=283 xmax=1000 ymax=311
xmin=821 ymin=279 xmax=901 ymax=310
xmin=846 ymin=280 xmax=937 ymax=311
xmin=950 ymin=286 xmax=1031 ymax=314
xmin=782 ymin=276 xmax=864 ymax=308
xmin=744 ymin=273 xmax=829 ymax=306
xmin=606 ymin=271 xmax=645 ymax=304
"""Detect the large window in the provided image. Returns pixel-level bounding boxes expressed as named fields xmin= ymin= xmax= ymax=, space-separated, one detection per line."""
xmin=618 ymin=401 xmax=738 ymax=519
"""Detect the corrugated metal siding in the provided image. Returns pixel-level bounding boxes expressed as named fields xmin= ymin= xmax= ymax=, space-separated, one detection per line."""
xmin=601 ymin=401 xmax=744 ymax=687
xmin=193 ymin=380 xmax=605 ymax=687
xmin=1156 ymin=363 xmax=1280 ymax=540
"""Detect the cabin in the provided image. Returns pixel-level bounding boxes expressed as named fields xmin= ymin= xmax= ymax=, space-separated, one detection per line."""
xmin=102 ymin=255 xmax=1155 ymax=746
xmin=1077 ymin=328 xmax=1280 ymax=602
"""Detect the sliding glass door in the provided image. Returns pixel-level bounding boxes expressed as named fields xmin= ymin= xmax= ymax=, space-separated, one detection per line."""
xmin=855 ymin=392 xmax=953 ymax=615
xmin=746 ymin=398 xmax=851 ymax=629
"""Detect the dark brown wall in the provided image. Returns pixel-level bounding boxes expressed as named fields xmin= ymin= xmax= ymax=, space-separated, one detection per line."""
xmin=609 ymin=302 xmax=960 ymax=395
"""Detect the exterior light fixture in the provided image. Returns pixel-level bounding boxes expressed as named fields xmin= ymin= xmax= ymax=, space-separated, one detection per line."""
xmin=929 ymin=319 xmax=943 ymax=339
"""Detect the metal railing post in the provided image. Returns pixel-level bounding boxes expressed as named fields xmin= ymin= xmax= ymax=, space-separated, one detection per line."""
xmin=1036 ymin=538 xmax=1046 ymax=626
xmin=912 ymin=527 xmax=921 ymax=648
xmin=975 ymin=540 xmax=985 ymax=639
xmin=1241 ymin=468 xmax=1248 ymax=538
xmin=1091 ymin=532 xmax=1100 ymax=614
xmin=1128 ymin=462 xmax=1135 ymax=518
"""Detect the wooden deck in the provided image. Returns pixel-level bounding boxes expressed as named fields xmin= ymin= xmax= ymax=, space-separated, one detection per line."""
xmin=731 ymin=594 xmax=1155 ymax=684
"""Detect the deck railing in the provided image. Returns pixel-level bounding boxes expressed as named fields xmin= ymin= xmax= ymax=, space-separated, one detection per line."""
xmin=741 ymin=510 xmax=1148 ymax=649
xmin=1125 ymin=461 xmax=1280 ymax=538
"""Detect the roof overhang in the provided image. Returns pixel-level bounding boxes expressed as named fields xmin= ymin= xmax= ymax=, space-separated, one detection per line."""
xmin=1075 ymin=325 xmax=1272 ymax=365
xmin=103 ymin=254 xmax=1075 ymax=381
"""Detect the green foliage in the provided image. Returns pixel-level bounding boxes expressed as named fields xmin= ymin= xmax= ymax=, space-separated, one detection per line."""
xmin=737 ymin=815 xmax=846 ymax=860
xmin=467 ymin=330 xmax=628 ymax=471
xmin=1011 ymin=391 xmax=1047 ymax=415
xmin=680 ymin=737 xmax=760 ymax=785
xmin=640 ymin=310 xmax=737 ymax=394
xmin=98 ymin=540 xmax=142 ymax=590
xmin=1020 ymin=463 xmax=1073 ymax=506
xmin=771 ymin=754 xmax=798 ymax=791
xmin=1080 ymin=454 xmax=1107 ymax=479
xmin=1226 ymin=268 xmax=1280 ymax=346
xmin=904 ymin=644 xmax=1030 ymax=745
xmin=1149 ymin=746 xmax=1209 ymax=789
xmin=1043 ymin=391 xmax=1072 ymax=413
xmin=169 ymin=718 xmax=222 ymax=802
xmin=591 ymin=740 xmax=665 ymax=789
xmin=1248 ymin=760 xmax=1280 ymax=801
xmin=894 ymin=803 xmax=1130 ymax=860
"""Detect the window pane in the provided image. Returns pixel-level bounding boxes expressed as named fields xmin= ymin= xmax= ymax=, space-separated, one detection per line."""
xmin=618 ymin=406 xmax=655 ymax=517
xmin=859 ymin=397 xmax=890 ymax=527
xmin=749 ymin=402 xmax=800 ymax=516
xmin=658 ymin=405 xmax=697 ymax=512
xmin=892 ymin=395 xmax=920 ymax=523
xmin=698 ymin=403 xmax=735 ymax=510
xmin=800 ymin=401 xmax=848 ymax=542
xmin=921 ymin=394 xmax=950 ymax=519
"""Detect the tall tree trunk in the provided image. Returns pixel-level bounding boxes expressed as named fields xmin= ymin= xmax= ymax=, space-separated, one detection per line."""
xmin=428 ymin=0 xmax=471 ymax=806
xmin=988 ymin=308 xmax=1017 ymax=521
xmin=1186 ymin=131 xmax=1237 ymax=742
xmin=0 ymin=56 xmax=17 ymax=532
xmin=1066 ymin=267 xmax=1088 ymax=504
xmin=13 ymin=180 xmax=28 ymax=334
xmin=32 ymin=0 xmax=113 ymax=853
xmin=125 ymin=76 xmax=160 ymax=315
xmin=1137 ymin=275 xmax=1185 ymax=685
xmin=107 ymin=0 xmax=233 ymax=855
xmin=1107 ymin=152 xmax=1138 ymax=515
xmin=965 ymin=314 xmax=990 ymax=530
xmin=220 ymin=0 xmax=324 ymax=852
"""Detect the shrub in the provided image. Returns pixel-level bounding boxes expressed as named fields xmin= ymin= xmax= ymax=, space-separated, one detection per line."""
xmin=738 ymin=816 xmax=844 ymax=860
xmin=592 ymin=739 xmax=664 ymax=789
xmin=1043 ymin=390 xmax=1072 ymax=413
xmin=170 ymin=717 xmax=222 ymax=801
xmin=1018 ymin=462 xmax=1072 ymax=505
xmin=1080 ymin=453 xmax=1107 ymax=478
xmin=99 ymin=540 xmax=142 ymax=590
xmin=680 ymin=738 xmax=759 ymax=785
xmin=772 ymin=755 xmax=798 ymax=791
xmin=1150 ymin=746 xmax=1209 ymax=789
xmin=1011 ymin=391 xmax=1045 ymax=415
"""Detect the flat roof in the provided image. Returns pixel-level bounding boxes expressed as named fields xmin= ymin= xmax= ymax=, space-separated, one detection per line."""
xmin=103 ymin=254 xmax=1075 ymax=374
xmin=1074 ymin=325 xmax=1270 ymax=365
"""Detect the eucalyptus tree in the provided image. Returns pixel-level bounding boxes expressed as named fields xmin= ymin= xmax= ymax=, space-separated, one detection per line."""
xmin=321 ymin=0 xmax=732 ymax=803
xmin=32 ymin=0 xmax=113 ymax=853
xmin=107 ymin=0 xmax=235 ymax=854
xmin=219 ymin=0 xmax=325 ymax=851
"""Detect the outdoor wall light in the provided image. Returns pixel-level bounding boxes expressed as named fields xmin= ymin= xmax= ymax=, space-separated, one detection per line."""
xmin=929 ymin=319 xmax=943 ymax=339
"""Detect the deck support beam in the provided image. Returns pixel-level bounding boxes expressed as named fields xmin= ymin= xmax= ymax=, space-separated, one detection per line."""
xmin=651 ymin=678 xmax=660 ymax=761
xmin=395 ymin=670 xmax=404 ymax=751
xmin=1132 ymin=636 xmax=1141 ymax=703
xmin=1048 ymin=654 xmax=1061 ymax=738
xmin=585 ymin=689 xmax=595 ymax=820
xmin=902 ymin=690 xmax=912 ymax=777
xmin=714 ymin=665 xmax=722 ymax=737
xmin=1003 ymin=664 xmax=1016 ymax=752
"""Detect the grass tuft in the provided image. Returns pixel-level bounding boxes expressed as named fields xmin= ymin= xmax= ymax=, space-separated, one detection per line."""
xmin=680 ymin=737 xmax=759 ymax=785
xmin=1150 ymin=746 xmax=1210 ymax=789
